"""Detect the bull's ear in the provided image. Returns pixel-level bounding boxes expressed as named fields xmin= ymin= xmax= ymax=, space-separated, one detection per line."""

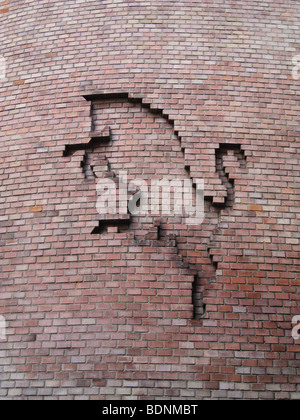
xmin=63 ymin=127 xmax=111 ymax=158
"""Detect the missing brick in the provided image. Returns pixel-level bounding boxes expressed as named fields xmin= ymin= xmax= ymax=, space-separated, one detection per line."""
xmin=91 ymin=214 xmax=131 ymax=235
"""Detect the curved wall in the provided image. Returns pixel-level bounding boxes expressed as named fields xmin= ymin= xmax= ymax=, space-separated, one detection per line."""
xmin=0 ymin=0 xmax=299 ymax=399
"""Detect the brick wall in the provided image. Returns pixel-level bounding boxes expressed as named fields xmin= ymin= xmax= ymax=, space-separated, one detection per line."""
xmin=0 ymin=0 xmax=299 ymax=399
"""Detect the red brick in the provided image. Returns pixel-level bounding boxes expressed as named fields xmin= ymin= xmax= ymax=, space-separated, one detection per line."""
xmin=0 ymin=0 xmax=299 ymax=401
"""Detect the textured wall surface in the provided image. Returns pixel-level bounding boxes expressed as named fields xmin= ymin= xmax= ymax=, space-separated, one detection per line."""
xmin=0 ymin=0 xmax=300 ymax=399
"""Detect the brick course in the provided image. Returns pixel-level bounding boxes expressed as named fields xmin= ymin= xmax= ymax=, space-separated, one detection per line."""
xmin=0 ymin=0 xmax=299 ymax=399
